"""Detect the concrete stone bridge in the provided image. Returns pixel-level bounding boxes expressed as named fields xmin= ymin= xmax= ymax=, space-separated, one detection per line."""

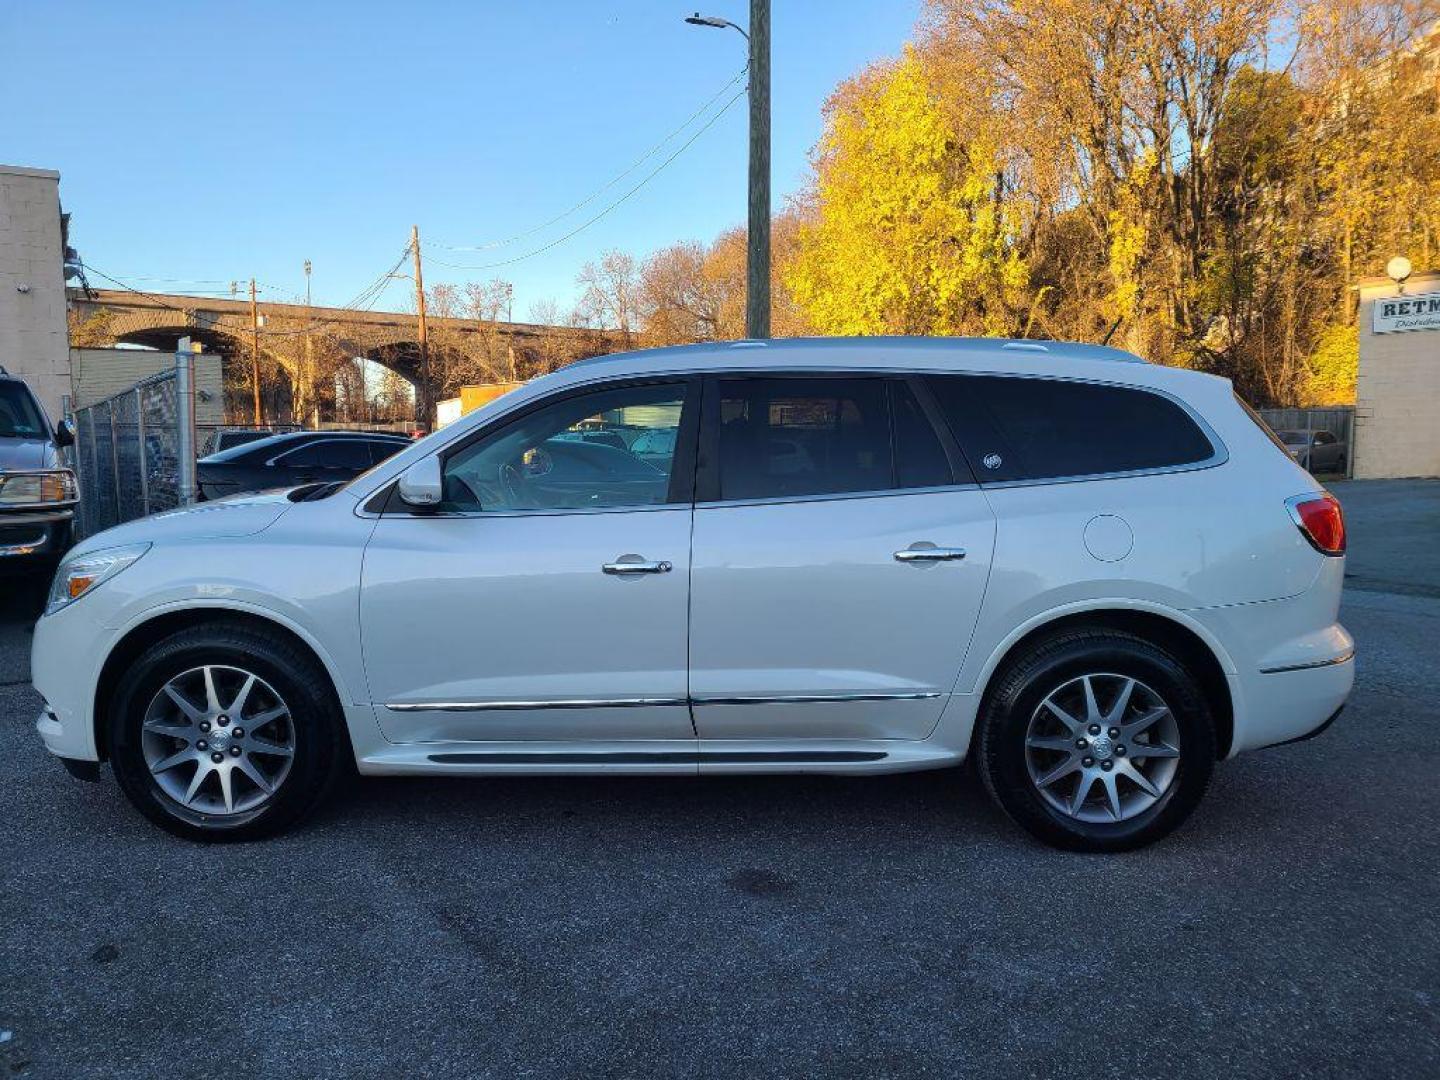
xmin=69 ymin=287 xmax=615 ymax=408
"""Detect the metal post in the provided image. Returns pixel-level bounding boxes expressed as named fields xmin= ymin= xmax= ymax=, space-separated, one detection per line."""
xmin=176 ymin=336 xmax=197 ymax=506
xmin=108 ymin=404 xmax=121 ymax=522
xmin=85 ymin=407 xmax=99 ymax=537
xmin=746 ymin=0 xmax=771 ymax=340
xmin=136 ymin=386 xmax=149 ymax=517
xmin=249 ymin=280 xmax=263 ymax=426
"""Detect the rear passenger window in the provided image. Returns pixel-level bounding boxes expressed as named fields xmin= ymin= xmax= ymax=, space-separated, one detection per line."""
xmin=890 ymin=381 xmax=954 ymax=488
xmin=926 ymin=375 xmax=1215 ymax=483
xmin=716 ymin=378 xmax=892 ymax=500
xmin=711 ymin=377 xmax=960 ymax=500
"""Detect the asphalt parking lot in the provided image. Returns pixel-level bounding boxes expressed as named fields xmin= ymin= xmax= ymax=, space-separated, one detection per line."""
xmin=2 ymin=480 xmax=1438 ymax=1079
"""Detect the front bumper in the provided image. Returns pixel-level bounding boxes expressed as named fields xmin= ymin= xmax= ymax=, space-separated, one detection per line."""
xmin=32 ymin=599 xmax=113 ymax=764
xmin=0 ymin=508 xmax=73 ymax=561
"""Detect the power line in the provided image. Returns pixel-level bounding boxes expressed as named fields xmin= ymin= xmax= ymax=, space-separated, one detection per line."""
xmin=426 ymin=85 xmax=748 ymax=273
xmin=434 ymin=64 xmax=749 ymax=255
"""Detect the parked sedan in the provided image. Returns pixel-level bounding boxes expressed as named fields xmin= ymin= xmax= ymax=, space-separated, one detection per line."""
xmin=197 ymin=430 xmax=410 ymax=500
xmin=1277 ymin=429 xmax=1347 ymax=474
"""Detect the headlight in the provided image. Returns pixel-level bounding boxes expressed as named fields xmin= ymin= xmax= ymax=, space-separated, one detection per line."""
xmin=46 ymin=543 xmax=150 ymax=616
xmin=0 ymin=469 xmax=78 ymax=508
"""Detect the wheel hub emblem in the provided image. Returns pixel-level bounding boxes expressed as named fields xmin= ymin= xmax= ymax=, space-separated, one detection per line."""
xmin=208 ymin=728 xmax=232 ymax=751
xmin=1089 ymin=733 xmax=1114 ymax=760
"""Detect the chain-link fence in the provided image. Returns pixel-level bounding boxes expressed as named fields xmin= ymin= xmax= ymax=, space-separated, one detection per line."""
xmin=72 ymin=370 xmax=183 ymax=539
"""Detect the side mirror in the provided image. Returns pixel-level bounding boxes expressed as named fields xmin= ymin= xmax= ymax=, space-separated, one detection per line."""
xmin=396 ymin=456 xmax=443 ymax=509
xmin=54 ymin=419 xmax=76 ymax=448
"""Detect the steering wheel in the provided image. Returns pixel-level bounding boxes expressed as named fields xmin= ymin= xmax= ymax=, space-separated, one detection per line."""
xmin=498 ymin=461 xmax=529 ymax=506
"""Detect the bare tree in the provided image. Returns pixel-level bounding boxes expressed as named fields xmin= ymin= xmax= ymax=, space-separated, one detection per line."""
xmin=576 ymin=250 xmax=643 ymax=348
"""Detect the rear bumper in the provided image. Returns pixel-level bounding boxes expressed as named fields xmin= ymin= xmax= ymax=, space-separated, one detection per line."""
xmin=1228 ymin=648 xmax=1355 ymax=755
xmin=1262 ymin=703 xmax=1345 ymax=750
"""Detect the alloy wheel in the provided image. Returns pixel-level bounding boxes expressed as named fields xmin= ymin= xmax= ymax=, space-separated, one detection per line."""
xmin=1023 ymin=673 xmax=1181 ymax=824
xmin=140 ymin=665 xmax=296 ymax=817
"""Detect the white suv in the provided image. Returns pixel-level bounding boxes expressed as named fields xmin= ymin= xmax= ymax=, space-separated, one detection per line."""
xmin=32 ymin=338 xmax=1353 ymax=850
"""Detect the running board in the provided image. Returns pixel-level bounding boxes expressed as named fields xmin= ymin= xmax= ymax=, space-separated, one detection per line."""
xmin=427 ymin=749 xmax=888 ymax=766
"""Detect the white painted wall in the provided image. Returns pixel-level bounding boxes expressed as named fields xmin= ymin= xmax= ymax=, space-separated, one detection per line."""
xmin=1355 ymin=270 xmax=1440 ymax=479
xmin=0 ymin=164 xmax=70 ymax=421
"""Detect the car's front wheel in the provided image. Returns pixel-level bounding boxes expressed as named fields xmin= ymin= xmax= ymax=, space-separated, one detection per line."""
xmin=108 ymin=621 xmax=346 ymax=841
xmin=976 ymin=629 xmax=1216 ymax=852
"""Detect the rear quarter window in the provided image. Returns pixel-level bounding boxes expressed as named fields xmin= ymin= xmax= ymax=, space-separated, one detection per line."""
xmin=926 ymin=375 xmax=1216 ymax=483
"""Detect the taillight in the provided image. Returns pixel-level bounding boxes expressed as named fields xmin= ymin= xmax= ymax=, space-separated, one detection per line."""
xmin=1286 ymin=493 xmax=1346 ymax=556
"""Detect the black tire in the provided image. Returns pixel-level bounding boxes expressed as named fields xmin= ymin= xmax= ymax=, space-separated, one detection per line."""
xmin=976 ymin=629 xmax=1215 ymax=852
xmin=108 ymin=620 xmax=347 ymax=842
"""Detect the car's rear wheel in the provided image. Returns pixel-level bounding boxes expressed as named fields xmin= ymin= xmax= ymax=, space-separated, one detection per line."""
xmin=976 ymin=629 xmax=1215 ymax=852
xmin=108 ymin=621 xmax=346 ymax=841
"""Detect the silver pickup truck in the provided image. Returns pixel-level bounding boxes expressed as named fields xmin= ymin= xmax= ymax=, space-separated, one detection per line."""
xmin=0 ymin=366 xmax=77 ymax=573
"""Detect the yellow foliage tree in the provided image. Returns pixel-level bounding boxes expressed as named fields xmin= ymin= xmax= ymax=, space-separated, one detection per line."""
xmin=786 ymin=48 xmax=1027 ymax=337
xmin=1304 ymin=323 xmax=1359 ymax=406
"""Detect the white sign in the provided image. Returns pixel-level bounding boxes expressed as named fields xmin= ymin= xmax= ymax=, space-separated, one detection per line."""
xmin=1373 ymin=291 xmax=1440 ymax=334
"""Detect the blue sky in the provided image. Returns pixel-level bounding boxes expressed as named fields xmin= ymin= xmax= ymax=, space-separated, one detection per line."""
xmin=1 ymin=1 xmax=918 ymax=318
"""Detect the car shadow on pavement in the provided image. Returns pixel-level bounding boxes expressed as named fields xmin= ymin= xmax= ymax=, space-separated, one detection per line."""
xmin=314 ymin=765 xmax=1023 ymax=847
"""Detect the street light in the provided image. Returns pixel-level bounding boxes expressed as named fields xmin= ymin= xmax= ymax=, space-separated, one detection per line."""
xmin=1387 ymin=255 xmax=1413 ymax=293
xmin=685 ymin=2 xmax=770 ymax=339
xmin=685 ymin=12 xmax=747 ymax=38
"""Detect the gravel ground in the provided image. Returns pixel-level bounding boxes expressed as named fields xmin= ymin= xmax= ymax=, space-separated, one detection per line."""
xmin=1 ymin=482 xmax=1437 ymax=1079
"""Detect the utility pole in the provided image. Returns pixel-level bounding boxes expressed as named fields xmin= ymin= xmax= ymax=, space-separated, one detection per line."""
xmin=249 ymin=279 xmax=262 ymax=425
xmin=747 ymin=0 xmax=771 ymax=339
xmin=304 ymin=259 xmax=315 ymax=426
xmin=411 ymin=225 xmax=432 ymax=430
xmin=686 ymin=3 xmax=770 ymax=338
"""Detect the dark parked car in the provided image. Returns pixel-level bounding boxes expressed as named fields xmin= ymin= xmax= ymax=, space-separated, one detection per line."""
xmin=197 ymin=430 xmax=411 ymax=501
xmin=203 ymin=427 xmax=292 ymax=456
xmin=0 ymin=367 xmax=77 ymax=573
xmin=1277 ymin=428 xmax=1347 ymax=474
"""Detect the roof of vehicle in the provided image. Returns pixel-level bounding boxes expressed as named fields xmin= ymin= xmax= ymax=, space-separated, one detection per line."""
xmin=567 ymin=336 xmax=1148 ymax=373
xmin=201 ymin=427 xmax=410 ymax=463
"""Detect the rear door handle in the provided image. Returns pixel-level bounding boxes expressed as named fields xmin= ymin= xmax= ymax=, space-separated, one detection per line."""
xmin=894 ymin=545 xmax=967 ymax=563
xmin=603 ymin=556 xmax=673 ymax=575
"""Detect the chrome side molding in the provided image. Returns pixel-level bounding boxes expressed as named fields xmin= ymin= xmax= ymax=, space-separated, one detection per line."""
xmin=385 ymin=691 xmax=943 ymax=712
xmin=691 ymin=691 xmax=943 ymax=706
xmin=385 ymin=697 xmax=688 ymax=712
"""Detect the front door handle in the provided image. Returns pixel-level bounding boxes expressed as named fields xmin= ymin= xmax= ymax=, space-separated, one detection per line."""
xmin=603 ymin=556 xmax=673 ymax=575
xmin=894 ymin=545 xmax=967 ymax=563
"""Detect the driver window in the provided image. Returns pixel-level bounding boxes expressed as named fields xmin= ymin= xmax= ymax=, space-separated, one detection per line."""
xmin=439 ymin=382 xmax=689 ymax=512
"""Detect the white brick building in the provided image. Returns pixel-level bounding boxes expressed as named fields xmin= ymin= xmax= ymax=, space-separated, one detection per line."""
xmin=1354 ymin=270 xmax=1440 ymax=479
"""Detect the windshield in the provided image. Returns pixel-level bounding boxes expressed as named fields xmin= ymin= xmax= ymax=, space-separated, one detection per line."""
xmin=0 ymin=381 xmax=47 ymax=439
